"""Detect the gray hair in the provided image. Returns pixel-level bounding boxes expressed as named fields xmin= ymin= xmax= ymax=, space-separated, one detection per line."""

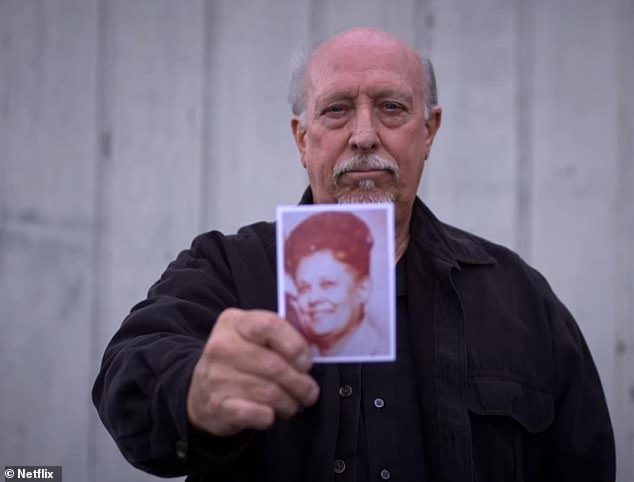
xmin=288 ymin=44 xmax=438 ymax=122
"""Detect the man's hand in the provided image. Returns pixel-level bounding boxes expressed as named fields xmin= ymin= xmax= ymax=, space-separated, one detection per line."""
xmin=187 ymin=308 xmax=320 ymax=437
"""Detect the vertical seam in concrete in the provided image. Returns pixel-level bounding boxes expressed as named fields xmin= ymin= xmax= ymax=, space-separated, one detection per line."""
xmin=413 ymin=0 xmax=434 ymax=54
xmin=0 ymin=2 xmax=8 ymax=275
xmin=515 ymin=0 xmax=534 ymax=261
xmin=413 ymin=0 xmax=434 ymax=201
xmin=308 ymin=0 xmax=325 ymax=44
xmin=199 ymin=0 xmax=213 ymax=232
xmin=88 ymin=0 xmax=112 ymax=480
xmin=615 ymin=0 xmax=634 ymax=479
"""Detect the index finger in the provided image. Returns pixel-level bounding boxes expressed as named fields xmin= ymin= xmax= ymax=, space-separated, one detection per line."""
xmin=234 ymin=310 xmax=312 ymax=372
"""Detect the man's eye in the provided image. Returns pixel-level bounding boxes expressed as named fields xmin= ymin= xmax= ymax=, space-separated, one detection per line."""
xmin=382 ymin=101 xmax=404 ymax=111
xmin=323 ymin=104 xmax=348 ymax=116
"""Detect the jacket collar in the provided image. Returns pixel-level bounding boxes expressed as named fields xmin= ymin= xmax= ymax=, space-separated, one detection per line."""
xmin=298 ymin=187 xmax=496 ymax=269
xmin=409 ymin=197 xmax=496 ymax=268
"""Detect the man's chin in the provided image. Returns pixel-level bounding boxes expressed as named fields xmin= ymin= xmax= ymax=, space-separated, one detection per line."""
xmin=337 ymin=189 xmax=395 ymax=204
xmin=337 ymin=189 xmax=394 ymax=204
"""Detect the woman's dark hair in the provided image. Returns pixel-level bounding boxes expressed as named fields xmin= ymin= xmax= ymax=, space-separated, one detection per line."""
xmin=284 ymin=211 xmax=373 ymax=279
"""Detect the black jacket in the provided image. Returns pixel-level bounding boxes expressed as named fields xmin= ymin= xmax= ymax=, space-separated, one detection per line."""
xmin=93 ymin=194 xmax=615 ymax=481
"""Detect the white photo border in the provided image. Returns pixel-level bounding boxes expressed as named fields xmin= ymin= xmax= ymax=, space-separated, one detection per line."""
xmin=276 ymin=203 xmax=395 ymax=363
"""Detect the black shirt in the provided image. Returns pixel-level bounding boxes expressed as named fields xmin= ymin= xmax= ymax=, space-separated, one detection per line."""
xmin=333 ymin=254 xmax=430 ymax=481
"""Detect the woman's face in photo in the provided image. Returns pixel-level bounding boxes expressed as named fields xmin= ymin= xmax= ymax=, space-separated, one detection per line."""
xmin=294 ymin=249 xmax=369 ymax=335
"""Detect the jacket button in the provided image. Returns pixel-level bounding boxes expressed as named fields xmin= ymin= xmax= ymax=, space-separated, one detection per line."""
xmin=380 ymin=468 xmax=391 ymax=480
xmin=338 ymin=384 xmax=353 ymax=398
xmin=175 ymin=440 xmax=187 ymax=460
xmin=333 ymin=459 xmax=346 ymax=474
xmin=373 ymin=397 xmax=385 ymax=409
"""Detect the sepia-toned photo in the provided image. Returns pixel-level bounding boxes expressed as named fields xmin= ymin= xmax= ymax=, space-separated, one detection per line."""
xmin=277 ymin=204 xmax=395 ymax=363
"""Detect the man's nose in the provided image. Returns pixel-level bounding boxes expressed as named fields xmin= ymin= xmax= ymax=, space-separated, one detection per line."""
xmin=348 ymin=108 xmax=379 ymax=152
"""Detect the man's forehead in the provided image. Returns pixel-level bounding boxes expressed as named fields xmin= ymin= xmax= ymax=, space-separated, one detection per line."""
xmin=306 ymin=28 xmax=422 ymax=98
xmin=313 ymin=27 xmax=414 ymax=58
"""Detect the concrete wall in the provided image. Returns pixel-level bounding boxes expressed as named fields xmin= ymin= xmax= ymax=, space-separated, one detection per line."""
xmin=1 ymin=1 xmax=632 ymax=481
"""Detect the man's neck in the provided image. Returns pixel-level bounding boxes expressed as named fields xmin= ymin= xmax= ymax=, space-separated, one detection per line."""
xmin=395 ymin=203 xmax=413 ymax=262
xmin=395 ymin=230 xmax=409 ymax=262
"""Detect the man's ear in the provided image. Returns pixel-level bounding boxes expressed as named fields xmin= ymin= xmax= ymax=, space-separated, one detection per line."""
xmin=424 ymin=106 xmax=442 ymax=159
xmin=291 ymin=116 xmax=307 ymax=168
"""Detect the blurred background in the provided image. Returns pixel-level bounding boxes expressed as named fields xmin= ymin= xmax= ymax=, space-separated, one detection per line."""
xmin=1 ymin=0 xmax=632 ymax=481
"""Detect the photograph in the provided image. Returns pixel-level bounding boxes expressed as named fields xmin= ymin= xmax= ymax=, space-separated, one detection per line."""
xmin=277 ymin=204 xmax=395 ymax=363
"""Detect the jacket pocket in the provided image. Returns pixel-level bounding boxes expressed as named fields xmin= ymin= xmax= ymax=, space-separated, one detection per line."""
xmin=467 ymin=374 xmax=554 ymax=482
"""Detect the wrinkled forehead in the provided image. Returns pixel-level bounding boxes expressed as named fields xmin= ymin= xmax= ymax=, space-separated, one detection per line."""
xmin=305 ymin=31 xmax=424 ymax=100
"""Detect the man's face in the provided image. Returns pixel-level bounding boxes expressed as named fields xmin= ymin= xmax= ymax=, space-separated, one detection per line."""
xmin=293 ymin=250 xmax=369 ymax=336
xmin=291 ymin=29 xmax=441 ymax=219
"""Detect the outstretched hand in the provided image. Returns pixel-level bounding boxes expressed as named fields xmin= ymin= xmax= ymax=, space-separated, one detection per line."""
xmin=187 ymin=308 xmax=320 ymax=436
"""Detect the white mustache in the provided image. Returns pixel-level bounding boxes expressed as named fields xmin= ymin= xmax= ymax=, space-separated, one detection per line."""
xmin=332 ymin=154 xmax=400 ymax=183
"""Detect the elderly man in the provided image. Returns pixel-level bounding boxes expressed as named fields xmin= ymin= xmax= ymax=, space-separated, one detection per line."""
xmin=93 ymin=27 xmax=615 ymax=482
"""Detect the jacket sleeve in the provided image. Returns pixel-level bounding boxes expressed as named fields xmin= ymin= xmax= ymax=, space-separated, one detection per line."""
xmin=538 ymin=277 xmax=616 ymax=481
xmin=91 ymin=229 xmax=269 ymax=476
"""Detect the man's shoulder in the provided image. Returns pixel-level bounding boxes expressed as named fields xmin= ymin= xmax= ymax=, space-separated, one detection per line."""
xmin=441 ymin=222 xmax=522 ymax=264
xmin=159 ymin=220 xmax=277 ymax=309
xmin=189 ymin=220 xmax=276 ymax=258
xmin=434 ymin=220 xmax=550 ymax=293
